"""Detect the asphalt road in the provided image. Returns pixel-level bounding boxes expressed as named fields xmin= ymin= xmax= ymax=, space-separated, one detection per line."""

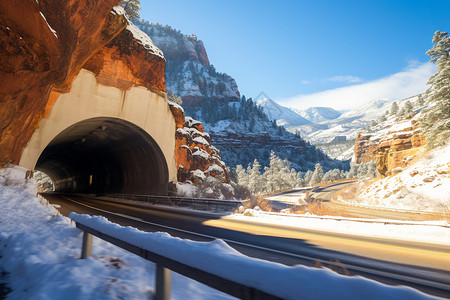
xmin=308 ymin=182 xmax=438 ymax=221
xmin=43 ymin=193 xmax=450 ymax=298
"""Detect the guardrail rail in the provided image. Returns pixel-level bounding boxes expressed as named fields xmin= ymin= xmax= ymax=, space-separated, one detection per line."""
xmin=100 ymin=194 xmax=244 ymax=212
xmin=71 ymin=214 xmax=281 ymax=300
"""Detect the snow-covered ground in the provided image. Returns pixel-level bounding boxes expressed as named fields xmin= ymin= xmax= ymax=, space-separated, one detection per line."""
xmin=0 ymin=166 xmax=444 ymax=299
xmin=340 ymin=143 xmax=450 ymax=213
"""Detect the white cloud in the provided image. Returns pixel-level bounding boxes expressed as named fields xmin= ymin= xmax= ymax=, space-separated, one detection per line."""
xmin=279 ymin=62 xmax=435 ymax=111
xmin=325 ymin=75 xmax=363 ymax=83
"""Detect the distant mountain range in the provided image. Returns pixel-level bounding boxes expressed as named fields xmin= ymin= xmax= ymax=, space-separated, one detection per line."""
xmin=135 ymin=20 xmax=349 ymax=172
xmin=291 ymin=99 xmax=394 ymax=144
xmin=255 ymin=97 xmax=311 ymax=127
xmin=292 ymin=106 xmax=342 ymax=123
xmin=257 ymin=96 xmax=397 ymax=145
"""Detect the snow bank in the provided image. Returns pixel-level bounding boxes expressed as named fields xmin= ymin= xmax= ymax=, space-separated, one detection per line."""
xmin=0 ymin=168 xmax=231 ymax=299
xmin=0 ymin=167 xmax=439 ymax=299
xmin=70 ymin=214 xmax=436 ymax=300
xmin=349 ymin=144 xmax=450 ymax=213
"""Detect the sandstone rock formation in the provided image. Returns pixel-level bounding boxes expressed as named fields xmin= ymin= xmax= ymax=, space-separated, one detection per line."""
xmin=169 ymin=102 xmax=228 ymax=183
xmin=0 ymin=0 xmax=167 ymax=166
xmin=0 ymin=1 xmax=230 ymax=191
xmin=354 ymin=116 xmax=427 ymax=176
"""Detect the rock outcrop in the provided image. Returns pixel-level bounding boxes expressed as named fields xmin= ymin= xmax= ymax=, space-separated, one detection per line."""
xmin=354 ymin=116 xmax=427 ymax=176
xmin=169 ymin=102 xmax=229 ymax=183
xmin=134 ymin=21 xmax=240 ymax=107
xmin=0 ymin=1 xmax=166 ymax=166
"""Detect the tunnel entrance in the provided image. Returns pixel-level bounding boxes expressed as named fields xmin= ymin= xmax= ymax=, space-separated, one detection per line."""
xmin=35 ymin=117 xmax=169 ymax=195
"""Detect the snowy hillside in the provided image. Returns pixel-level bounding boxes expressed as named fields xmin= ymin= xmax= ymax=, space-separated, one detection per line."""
xmin=256 ymin=97 xmax=311 ymax=127
xmin=291 ymin=99 xmax=395 ymax=144
xmin=292 ymin=106 xmax=342 ymax=123
xmin=190 ymin=97 xmax=348 ymax=172
xmin=134 ymin=21 xmax=240 ymax=106
xmin=340 ymin=143 xmax=450 ymax=213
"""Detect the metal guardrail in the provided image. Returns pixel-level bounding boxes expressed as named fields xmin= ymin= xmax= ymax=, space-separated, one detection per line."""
xmin=72 ymin=218 xmax=281 ymax=300
xmin=101 ymin=194 xmax=244 ymax=212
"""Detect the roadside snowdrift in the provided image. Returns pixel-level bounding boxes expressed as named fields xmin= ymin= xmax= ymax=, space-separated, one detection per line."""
xmin=348 ymin=144 xmax=450 ymax=213
xmin=0 ymin=166 xmax=440 ymax=299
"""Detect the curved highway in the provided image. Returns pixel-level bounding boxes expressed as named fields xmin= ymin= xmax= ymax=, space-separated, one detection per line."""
xmin=308 ymin=182 xmax=438 ymax=221
xmin=43 ymin=193 xmax=450 ymax=298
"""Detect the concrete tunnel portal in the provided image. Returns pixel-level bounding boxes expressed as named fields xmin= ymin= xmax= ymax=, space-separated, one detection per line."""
xmin=35 ymin=117 xmax=169 ymax=195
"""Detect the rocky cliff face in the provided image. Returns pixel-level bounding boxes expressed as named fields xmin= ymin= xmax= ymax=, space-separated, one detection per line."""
xmin=354 ymin=115 xmax=427 ymax=176
xmin=134 ymin=21 xmax=240 ymax=107
xmin=0 ymin=1 xmax=230 ymax=190
xmin=0 ymin=1 xmax=166 ymax=166
xmin=169 ymin=103 xmax=228 ymax=183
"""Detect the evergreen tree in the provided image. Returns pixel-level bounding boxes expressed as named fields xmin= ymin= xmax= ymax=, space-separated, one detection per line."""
xmin=248 ymin=159 xmax=264 ymax=194
xmin=235 ymin=165 xmax=248 ymax=187
xmin=366 ymin=161 xmax=379 ymax=178
xmin=309 ymin=163 xmax=323 ymax=185
xmin=346 ymin=164 xmax=358 ymax=179
xmin=167 ymin=92 xmax=182 ymax=105
xmin=403 ymin=100 xmax=413 ymax=116
xmin=121 ymin=0 xmax=140 ymax=19
xmin=390 ymin=102 xmax=399 ymax=115
xmin=417 ymin=94 xmax=425 ymax=107
xmin=303 ymin=170 xmax=313 ymax=186
xmin=422 ymin=30 xmax=450 ymax=147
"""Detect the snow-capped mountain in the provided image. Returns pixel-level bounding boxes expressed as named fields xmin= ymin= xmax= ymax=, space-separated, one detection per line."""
xmin=256 ymin=97 xmax=311 ymax=127
xmin=292 ymin=107 xmax=341 ymax=123
xmin=134 ymin=21 xmax=240 ymax=106
xmin=291 ymin=99 xmax=395 ymax=144
xmin=134 ymin=20 xmax=349 ymax=171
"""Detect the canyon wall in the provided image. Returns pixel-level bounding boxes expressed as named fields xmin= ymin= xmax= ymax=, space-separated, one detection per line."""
xmin=354 ymin=116 xmax=427 ymax=176
xmin=0 ymin=0 xmax=167 ymax=166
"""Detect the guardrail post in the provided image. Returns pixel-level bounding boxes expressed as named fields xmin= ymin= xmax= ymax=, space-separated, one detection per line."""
xmin=81 ymin=232 xmax=93 ymax=259
xmin=155 ymin=264 xmax=171 ymax=300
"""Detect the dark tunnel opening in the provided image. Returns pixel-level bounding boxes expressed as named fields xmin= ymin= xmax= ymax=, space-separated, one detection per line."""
xmin=35 ymin=117 xmax=169 ymax=195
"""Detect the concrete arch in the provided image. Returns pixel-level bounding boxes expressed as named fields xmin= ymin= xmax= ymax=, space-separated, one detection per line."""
xmin=19 ymin=69 xmax=177 ymax=194
xmin=36 ymin=117 xmax=169 ymax=195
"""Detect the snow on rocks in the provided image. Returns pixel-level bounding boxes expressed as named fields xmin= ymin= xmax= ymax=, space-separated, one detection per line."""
xmin=125 ymin=23 xmax=164 ymax=58
xmin=175 ymin=115 xmax=229 ymax=185
xmin=39 ymin=11 xmax=58 ymax=38
xmin=348 ymin=143 xmax=450 ymax=213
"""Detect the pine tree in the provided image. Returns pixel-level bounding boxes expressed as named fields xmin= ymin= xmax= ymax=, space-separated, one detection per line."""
xmin=248 ymin=159 xmax=264 ymax=194
xmin=303 ymin=170 xmax=313 ymax=185
xmin=403 ymin=100 xmax=413 ymax=116
xmin=121 ymin=0 xmax=141 ymax=19
xmin=417 ymin=94 xmax=425 ymax=107
xmin=309 ymin=163 xmax=323 ymax=185
xmin=235 ymin=165 xmax=248 ymax=187
xmin=390 ymin=102 xmax=399 ymax=115
xmin=422 ymin=30 xmax=450 ymax=147
xmin=346 ymin=164 xmax=358 ymax=179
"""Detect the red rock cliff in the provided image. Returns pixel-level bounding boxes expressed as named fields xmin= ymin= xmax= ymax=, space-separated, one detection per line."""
xmin=354 ymin=116 xmax=427 ymax=176
xmin=169 ymin=102 xmax=229 ymax=184
xmin=0 ymin=1 xmax=166 ymax=166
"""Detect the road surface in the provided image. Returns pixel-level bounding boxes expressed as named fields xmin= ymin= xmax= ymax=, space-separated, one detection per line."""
xmin=43 ymin=193 xmax=450 ymax=298
xmin=308 ymin=182 xmax=438 ymax=221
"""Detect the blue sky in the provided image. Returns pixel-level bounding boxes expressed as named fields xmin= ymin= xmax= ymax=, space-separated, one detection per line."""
xmin=140 ymin=0 xmax=450 ymax=110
